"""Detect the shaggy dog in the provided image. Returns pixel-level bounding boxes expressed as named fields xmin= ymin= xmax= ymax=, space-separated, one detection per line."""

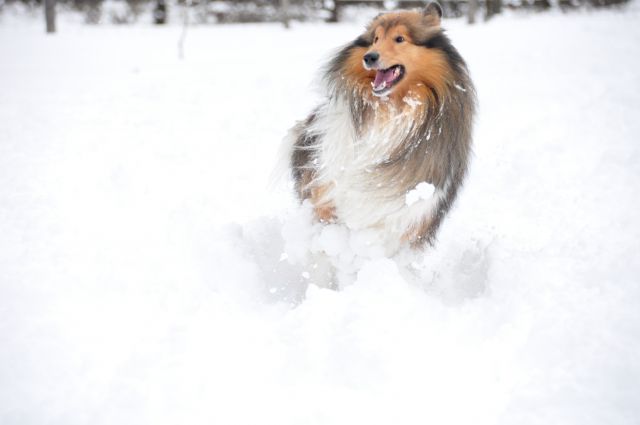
xmin=285 ymin=3 xmax=476 ymax=255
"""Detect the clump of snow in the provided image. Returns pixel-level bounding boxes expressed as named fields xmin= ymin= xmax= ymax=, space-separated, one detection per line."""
xmin=406 ymin=181 xmax=436 ymax=206
xmin=281 ymin=201 xmax=317 ymax=264
xmin=454 ymin=82 xmax=467 ymax=92
xmin=279 ymin=202 xmax=389 ymax=289
xmin=402 ymin=94 xmax=423 ymax=108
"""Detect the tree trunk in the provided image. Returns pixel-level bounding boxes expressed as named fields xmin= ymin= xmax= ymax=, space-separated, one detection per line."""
xmin=153 ymin=0 xmax=167 ymax=24
xmin=281 ymin=0 xmax=290 ymax=29
xmin=328 ymin=2 xmax=339 ymax=23
xmin=467 ymin=0 xmax=478 ymax=24
xmin=45 ymin=0 xmax=56 ymax=33
xmin=485 ymin=0 xmax=502 ymax=20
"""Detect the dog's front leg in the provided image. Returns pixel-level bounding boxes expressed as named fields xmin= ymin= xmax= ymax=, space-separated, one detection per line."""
xmin=310 ymin=183 xmax=336 ymax=223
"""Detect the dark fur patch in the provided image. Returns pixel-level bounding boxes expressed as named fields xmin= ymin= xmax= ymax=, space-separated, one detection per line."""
xmin=290 ymin=111 xmax=319 ymax=199
xmin=353 ymin=36 xmax=372 ymax=48
xmin=421 ymin=32 xmax=466 ymax=76
xmin=325 ymin=42 xmax=360 ymax=89
xmin=325 ymin=36 xmax=372 ymax=86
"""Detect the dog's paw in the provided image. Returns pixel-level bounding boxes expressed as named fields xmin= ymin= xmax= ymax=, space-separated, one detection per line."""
xmin=315 ymin=204 xmax=337 ymax=223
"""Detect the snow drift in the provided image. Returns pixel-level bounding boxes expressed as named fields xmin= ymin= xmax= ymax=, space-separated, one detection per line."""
xmin=1 ymin=5 xmax=640 ymax=425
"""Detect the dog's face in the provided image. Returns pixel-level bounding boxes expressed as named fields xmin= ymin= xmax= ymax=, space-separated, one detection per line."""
xmin=363 ymin=24 xmax=412 ymax=97
xmin=348 ymin=4 xmax=450 ymax=101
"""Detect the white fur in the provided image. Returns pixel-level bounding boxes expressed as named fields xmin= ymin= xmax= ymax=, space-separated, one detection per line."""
xmin=284 ymin=95 xmax=446 ymax=255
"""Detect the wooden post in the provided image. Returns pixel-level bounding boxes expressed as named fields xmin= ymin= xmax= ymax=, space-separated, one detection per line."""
xmin=45 ymin=0 xmax=56 ymax=33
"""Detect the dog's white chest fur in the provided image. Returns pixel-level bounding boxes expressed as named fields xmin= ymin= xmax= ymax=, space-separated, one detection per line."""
xmin=311 ymin=98 xmax=444 ymax=252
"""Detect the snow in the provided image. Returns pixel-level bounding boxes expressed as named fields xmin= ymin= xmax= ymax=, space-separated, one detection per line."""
xmin=405 ymin=181 xmax=436 ymax=206
xmin=2 ymin=5 xmax=640 ymax=425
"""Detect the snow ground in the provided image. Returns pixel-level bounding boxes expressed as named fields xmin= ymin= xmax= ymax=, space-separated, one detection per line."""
xmin=1 ymin=5 xmax=640 ymax=425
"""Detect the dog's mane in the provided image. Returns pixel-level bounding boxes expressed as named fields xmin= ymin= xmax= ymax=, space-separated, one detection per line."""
xmin=314 ymin=15 xmax=476 ymax=244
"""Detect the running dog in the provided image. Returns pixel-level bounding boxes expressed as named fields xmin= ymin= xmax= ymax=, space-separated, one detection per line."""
xmin=285 ymin=3 xmax=476 ymax=254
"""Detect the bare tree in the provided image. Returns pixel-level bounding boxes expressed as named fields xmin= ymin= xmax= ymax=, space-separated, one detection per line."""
xmin=45 ymin=0 xmax=56 ymax=33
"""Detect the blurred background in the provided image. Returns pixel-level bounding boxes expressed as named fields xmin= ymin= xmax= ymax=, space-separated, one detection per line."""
xmin=0 ymin=0 xmax=633 ymax=29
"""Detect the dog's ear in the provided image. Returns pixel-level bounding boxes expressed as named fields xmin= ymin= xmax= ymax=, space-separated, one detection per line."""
xmin=423 ymin=1 xmax=443 ymax=24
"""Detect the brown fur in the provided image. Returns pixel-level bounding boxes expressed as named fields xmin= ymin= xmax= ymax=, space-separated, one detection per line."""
xmin=310 ymin=183 xmax=336 ymax=222
xmin=289 ymin=2 xmax=476 ymax=248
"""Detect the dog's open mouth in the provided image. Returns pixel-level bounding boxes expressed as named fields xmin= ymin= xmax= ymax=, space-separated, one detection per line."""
xmin=372 ymin=65 xmax=404 ymax=96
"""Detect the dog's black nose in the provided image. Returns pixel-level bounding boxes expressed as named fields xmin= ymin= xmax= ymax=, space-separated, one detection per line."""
xmin=363 ymin=52 xmax=380 ymax=67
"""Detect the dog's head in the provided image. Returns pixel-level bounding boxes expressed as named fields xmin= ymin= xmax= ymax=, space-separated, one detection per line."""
xmin=335 ymin=3 xmax=456 ymax=102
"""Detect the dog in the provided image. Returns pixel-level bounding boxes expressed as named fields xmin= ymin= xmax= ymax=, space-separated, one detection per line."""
xmin=285 ymin=2 xmax=476 ymax=256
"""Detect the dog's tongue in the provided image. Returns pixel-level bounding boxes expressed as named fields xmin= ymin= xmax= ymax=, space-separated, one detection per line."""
xmin=373 ymin=68 xmax=396 ymax=91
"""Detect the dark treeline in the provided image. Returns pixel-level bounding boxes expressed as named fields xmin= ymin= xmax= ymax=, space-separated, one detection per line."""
xmin=2 ymin=0 xmax=631 ymax=25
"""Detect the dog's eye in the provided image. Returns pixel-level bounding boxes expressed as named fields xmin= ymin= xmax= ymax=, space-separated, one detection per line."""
xmin=374 ymin=36 xmax=379 ymax=43
xmin=395 ymin=36 xmax=405 ymax=43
